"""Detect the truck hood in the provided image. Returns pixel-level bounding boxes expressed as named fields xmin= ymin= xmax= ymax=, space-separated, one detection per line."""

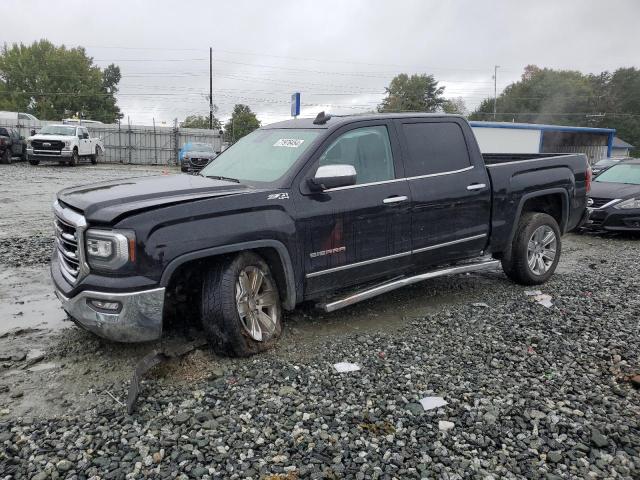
xmin=590 ymin=181 xmax=640 ymax=201
xmin=30 ymin=134 xmax=74 ymax=142
xmin=58 ymin=174 xmax=258 ymax=223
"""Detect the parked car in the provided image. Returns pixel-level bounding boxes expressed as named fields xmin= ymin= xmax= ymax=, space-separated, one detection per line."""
xmin=584 ymin=158 xmax=640 ymax=231
xmin=27 ymin=124 xmax=103 ymax=166
xmin=591 ymin=156 xmax=630 ymax=176
xmin=179 ymin=142 xmax=217 ymax=173
xmin=50 ymin=113 xmax=589 ymax=356
xmin=62 ymin=118 xmax=104 ymax=126
xmin=0 ymin=111 xmax=39 ymax=122
xmin=0 ymin=127 xmax=27 ymax=164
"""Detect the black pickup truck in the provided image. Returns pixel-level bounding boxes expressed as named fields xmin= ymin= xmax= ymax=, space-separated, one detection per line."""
xmin=51 ymin=113 xmax=590 ymax=356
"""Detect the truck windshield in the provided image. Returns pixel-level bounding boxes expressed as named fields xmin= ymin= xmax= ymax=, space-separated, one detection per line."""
xmin=39 ymin=125 xmax=77 ymax=136
xmin=200 ymin=129 xmax=320 ymax=183
xmin=595 ymin=163 xmax=640 ymax=185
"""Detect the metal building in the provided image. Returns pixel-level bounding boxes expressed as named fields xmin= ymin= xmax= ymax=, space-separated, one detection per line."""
xmin=469 ymin=121 xmax=616 ymax=165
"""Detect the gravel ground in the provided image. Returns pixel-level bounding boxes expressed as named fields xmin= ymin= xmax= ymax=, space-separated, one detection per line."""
xmin=1 ymin=162 xmax=639 ymax=479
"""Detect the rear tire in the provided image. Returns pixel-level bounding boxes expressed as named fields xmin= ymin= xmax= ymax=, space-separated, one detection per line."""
xmin=501 ymin=212 xmax=561 ymax=285
xmin=201 ymin=252 xmax=282 ymax=357
xmin=1 ymin=149 xmax=11 ymax=164
xmin=69 ymin=148 xmax=79 ymax=167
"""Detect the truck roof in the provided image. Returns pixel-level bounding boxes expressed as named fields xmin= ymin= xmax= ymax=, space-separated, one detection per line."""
xmin=264 ymin=112 xmax=465 ymax=129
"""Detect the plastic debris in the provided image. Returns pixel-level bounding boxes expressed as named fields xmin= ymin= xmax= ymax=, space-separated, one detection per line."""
xmin=472 ymin=302 xmax=490 ymax=308
xmin=533 ymin=294 xmax=553 ymax=308
xmin=525 ymin=290 xmax=553 ymax=308
xmin=438 ymin=420 xmax=455 ymax=432
xmin=334 ymin=362 xmax=361 ymax=373
xmin=419 ymin=396 xmax=448 ymax=411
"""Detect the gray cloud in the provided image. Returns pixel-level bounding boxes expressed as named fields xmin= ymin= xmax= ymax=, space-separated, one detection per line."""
xmin=3 ymin=0 xmax=639 ymax=125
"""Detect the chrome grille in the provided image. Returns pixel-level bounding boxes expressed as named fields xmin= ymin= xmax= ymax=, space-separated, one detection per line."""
xmin=589 ymin=197 xmax=612 ymax=209
xmin=53 ymin=201 xmax=87 ymax=285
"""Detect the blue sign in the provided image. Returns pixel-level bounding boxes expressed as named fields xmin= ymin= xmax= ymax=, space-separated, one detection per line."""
xmin=291 ymin=92 xmax=301 ymax=117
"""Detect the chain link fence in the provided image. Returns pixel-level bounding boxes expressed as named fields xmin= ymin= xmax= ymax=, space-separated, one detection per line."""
xmin=0 ymin=119 xmax=223 ymax=165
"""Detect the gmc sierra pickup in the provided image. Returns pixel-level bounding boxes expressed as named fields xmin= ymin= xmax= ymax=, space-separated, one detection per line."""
xmin=51 ymin=113 xmax=590 ymax=356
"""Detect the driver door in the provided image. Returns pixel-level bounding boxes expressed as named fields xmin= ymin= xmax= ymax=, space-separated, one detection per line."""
xmin=295 ymin=121 xmax=412 ymax=297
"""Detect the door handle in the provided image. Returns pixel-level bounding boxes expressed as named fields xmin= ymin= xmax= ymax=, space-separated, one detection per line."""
xmin=467 ymin=183 xmax=486 ymax=191
xmin=383 ymin=195 xmax=408 ymax=204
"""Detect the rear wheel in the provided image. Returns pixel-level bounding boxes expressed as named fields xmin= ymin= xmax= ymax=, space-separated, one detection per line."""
xmin=201 ymin=252 xmax=282 ymax=357
xmin=1 ymin=149 xmax=11 ymax=164
xmin=69 ymin=148 xmax=79 ymax=167
xmin=501 ymin=212 xmax=561 ymax=285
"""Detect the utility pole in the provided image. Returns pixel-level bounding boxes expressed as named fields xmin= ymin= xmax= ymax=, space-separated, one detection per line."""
xmin=493 ymin=65 xmax=500 ymax=120
xmin=209 ymin=47 xmax=213 ymax=130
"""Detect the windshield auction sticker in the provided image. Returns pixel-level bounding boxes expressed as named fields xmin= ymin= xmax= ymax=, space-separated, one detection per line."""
xmin=273 ymin=139 xmax=304 ymax=148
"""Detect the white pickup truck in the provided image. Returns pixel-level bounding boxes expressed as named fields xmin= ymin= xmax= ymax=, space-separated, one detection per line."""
xmin=27 ymin=124 xmax=104 ymax=166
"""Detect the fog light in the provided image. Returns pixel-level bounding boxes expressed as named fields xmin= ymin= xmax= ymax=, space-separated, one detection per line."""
xmin=88 ymin=299 xmax=121 ymax=312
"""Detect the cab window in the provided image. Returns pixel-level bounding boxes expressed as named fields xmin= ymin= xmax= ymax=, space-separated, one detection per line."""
xmin=318 ymin=126 xmax=395 ymax=185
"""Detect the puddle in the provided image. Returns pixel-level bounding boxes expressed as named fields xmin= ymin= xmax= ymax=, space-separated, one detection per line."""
xmin=0 ymin=267 xmax=71 ymax=335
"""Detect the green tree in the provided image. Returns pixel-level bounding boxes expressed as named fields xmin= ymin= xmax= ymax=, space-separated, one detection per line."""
xmin=378 ymin=73 xmax=446 ymax=113
xmin=469 ymin=65 xmax=595 ymax=125
xmin=181 ymin=114 xmax=221 ymax=130
xmin=224 ymin=104 xmax=260 ymax=142
xmin=442 ymin=97 xmax=468 ymax=115
xmin=0 ymin=39 xmax=122 ymax=122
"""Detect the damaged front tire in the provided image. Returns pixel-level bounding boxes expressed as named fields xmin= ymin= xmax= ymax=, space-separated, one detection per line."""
xmin=201 ymin=252 xmax=282 ymax=357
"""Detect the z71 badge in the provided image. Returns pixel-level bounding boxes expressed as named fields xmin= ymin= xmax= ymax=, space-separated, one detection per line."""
xmin=267 ymin=193 xmax=289 ymax=200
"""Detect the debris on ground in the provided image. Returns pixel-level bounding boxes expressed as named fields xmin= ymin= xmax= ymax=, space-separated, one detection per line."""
xmin=333 ymin=362 xmax=361 ymax=373
xmin=438 ymin=420 xmax=455 ymax=432
xmin=419 ymin=396 xmax=448 ymax=411
xmin=471 ymin=302 xmax=490 ymax=308
xmin=525 ymin=290 xmax=553 ymax=308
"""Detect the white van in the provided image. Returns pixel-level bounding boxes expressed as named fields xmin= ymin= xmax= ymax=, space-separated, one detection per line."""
xmin=0 ymin=111 xmax=39 ymax=122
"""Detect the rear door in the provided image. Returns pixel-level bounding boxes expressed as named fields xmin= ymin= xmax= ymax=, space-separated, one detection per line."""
xmin=396 ymin=118 xmax=491 ymax=267
xmin=295 ymin=121 xmax=412 ymax=297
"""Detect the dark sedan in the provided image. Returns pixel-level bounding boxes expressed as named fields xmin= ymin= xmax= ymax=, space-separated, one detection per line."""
xmin=591 ymin=156 xmax=631 ymax=176
xmin=585 ymin=159 xmax=640 ymax=231
xmin=180 ymin=142 xmax=217 ymax=173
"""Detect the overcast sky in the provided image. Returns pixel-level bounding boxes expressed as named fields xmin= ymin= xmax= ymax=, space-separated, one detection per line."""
xmin=3 ymin=0 xmax=639 ymax=126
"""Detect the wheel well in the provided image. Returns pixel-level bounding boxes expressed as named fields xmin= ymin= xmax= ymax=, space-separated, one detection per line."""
xmin=521 ymin=193 xmax=564 ymax=230
xmin=163 ymin=247 xmax=292 ymax=322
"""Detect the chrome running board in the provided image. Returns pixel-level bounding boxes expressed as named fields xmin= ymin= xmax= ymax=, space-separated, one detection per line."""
xmin=317 ymin=259 xmax=500 ymax=313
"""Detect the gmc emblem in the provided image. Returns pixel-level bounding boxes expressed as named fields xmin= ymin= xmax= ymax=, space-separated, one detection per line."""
xmin=43 ymin=142 xmax=51 ymax=147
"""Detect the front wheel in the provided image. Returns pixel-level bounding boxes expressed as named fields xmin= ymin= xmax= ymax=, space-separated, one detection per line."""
xmin=91 ymin=146 xmax=100 ymax=164
xmin=28 ymin=156 xmax=40 ymax=166
xmin=201 ymin=252 xmax=282 ymax=357
xmin=69 ymin=149 xmax=79 ymax=167
xmin=501 ymin=212 xmax=561 ymax=285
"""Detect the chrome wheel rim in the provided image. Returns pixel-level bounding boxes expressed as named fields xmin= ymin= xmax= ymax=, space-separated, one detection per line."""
xmin=527 ymin=225 xmax=557 ymax=275
xmin=235 ymin=266 xmax=278 ymax=341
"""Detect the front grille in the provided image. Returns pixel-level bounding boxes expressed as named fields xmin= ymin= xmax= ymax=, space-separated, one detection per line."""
xmin=32 ymin=139 xmax=64 ymax=151
xmin=53 ymin=202 xmax=86 ymax=285
xmin=55 ymin=216 xmax=80 ymax=283
xmin=589 ymin=197 xmax=614 ymax=209
xmin=190 ymin=157 xmax=210 ymax=167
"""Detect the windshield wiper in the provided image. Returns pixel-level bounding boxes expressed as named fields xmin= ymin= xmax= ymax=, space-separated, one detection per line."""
xmin=201 ymin=174 xmax=241 ymax=183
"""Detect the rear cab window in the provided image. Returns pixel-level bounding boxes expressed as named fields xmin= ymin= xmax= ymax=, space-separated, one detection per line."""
xmin=400 ymin=121 xmax=472 ymax=177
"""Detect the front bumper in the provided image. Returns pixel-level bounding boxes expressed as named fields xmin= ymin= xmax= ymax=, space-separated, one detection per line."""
xmin=27 ymin=148 xmax=72 ymax=161
xmin=583 ymin=208 xmax=640 ymax=231
xmin=54 ymin=286 xmax=165 ymax=342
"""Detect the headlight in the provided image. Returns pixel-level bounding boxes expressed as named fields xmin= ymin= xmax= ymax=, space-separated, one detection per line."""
xmin=85 ymin=229 xmax=135 ymax=270
xmin=64 ymin=141 xmax=70 ymax=148
xmin=27 ymin=140 xmax=32 ymax=146
xmin=614 ymin=198 xmax=640 ymax=210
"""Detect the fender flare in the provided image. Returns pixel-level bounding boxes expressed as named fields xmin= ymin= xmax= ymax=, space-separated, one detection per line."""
xmin=507 ymin=188 xmax=570 ymax=246
xmin=160 ymin=240 xmax=298 ymax=310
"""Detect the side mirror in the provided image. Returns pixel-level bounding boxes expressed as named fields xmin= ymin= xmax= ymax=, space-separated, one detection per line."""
xmin=30 ymin=129 xmax=36 ymax=136
xmin=19 ymin=135 xmax=24 ymax=140
xmin=83 ymin=133 xmax=89 ymax=139
xmin=309 ymin=164 xmax=357 ymax=191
